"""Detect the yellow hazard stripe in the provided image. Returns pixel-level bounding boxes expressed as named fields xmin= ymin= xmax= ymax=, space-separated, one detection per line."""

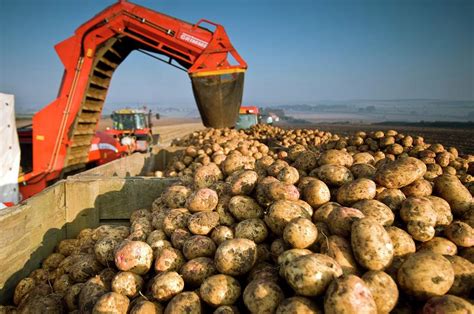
xmin=189 ymin=68 xmax=246 ymax=77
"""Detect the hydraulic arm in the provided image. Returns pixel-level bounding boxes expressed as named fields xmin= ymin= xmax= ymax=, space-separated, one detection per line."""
xmin=24 ymin=0 xmax=247 ymax=194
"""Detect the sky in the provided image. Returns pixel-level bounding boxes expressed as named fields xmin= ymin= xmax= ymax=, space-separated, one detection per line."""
xmin=0 ymin=0 xmax=473 ymax=113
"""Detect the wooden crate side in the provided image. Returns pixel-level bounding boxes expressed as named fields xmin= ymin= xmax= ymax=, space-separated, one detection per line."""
xmin=0 ymin=183 xmax=66 ymax=303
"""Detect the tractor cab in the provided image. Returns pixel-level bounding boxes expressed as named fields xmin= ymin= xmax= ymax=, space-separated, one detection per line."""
xmin=236 ymin=106 xmax=260 ymax=130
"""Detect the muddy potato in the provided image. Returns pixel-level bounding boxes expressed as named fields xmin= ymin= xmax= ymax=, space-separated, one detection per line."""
xmin=284 ymin=253 xmax=342 ymax=296
xmin=114 ymin=240 xmax=153 ymax=275
xmin=426 ymin=196 xmax=453 ymax=226
xmin=423 ymin=295 xmax=474 ymax=314
xmin=255 ymin=176 xmax=279 ymax=206
xmin=375 ymin=188 xmax=406 ymax=212
xmin=351 ymin=217 xmax=394 ymax=271
xmin=150 ymin=271 xmax=184 ymax=302
xmin=227 ymin=170 xmax=258 ymax=196
xmin=445 ymin=255 xmax=474 ymax=296
xmin=42 ymin=253 xmax=65 ymax=271
xmin=70 ymin=254 xmax=103 ymax=282
xmin=320 ymin=235 xmax=359 ymax=276
xmin=213 ymin=305 xmax=240 ymax=314
xmin=283 ymin=218 xmax=318 ymax=249
xmin=265 ymin=200 xmax=311 ymax=235
xmin=337 ymin=178 xmax=377 ymax=206
xmin=234 ymin=219 xmax=268 ymax=244
xmin=182 ymin=235 xmax=216 ymax=260
xmin=295 ymin=199 xmax=314 ymax=217
xmin=302 ymin=179 xmax=331 ymax=208
xmin=129 ymin=298 xmax=163 ymax=314
xmin=186 ymin=188 xmax=219 ymax=212
xmin=215 ymin=238 xmax=257 ymax=276
xmin=154 ymin=247 xmax=185 ymax=273
xmin=194 ymin=163 xmax=223 ymax=189
xmin=401 ymin=179 xmax=433 ymax=197
xmin=445 ymin=221 xmax=474 ymax=247
xmin=385 ymin=226 xmax=416 ymax=258
xmin=94 ymin=237 xmax=120 ymax=266
xmin=350 ymin=163 xmax=376 ymax=179
xmin=248 ymin=261 xmax=278 ymax=282
xmin=352 ymin=199 xmax=394 ymax=226
xmin=400 ymin=197 xmax=437 ymax=241
xmin=92 ymin=225 xmax=130 ymax=241
xmin=312 ymin=202 xmax=341 ymax=224
xmin=324 ymin=275 xmax=377 ymax=314
xmin=277 ymin=249 xmax=313 ymax=277
xmin=314 ymin=164 xmax=353 ymax=187
xmin=327 ymin=206 xmax=365 ymax=237
xmin=419 ymin=237 xmax=457 ymax=256
xmin=293 ymin=150 xmax=318 ymax=172
xmin=243 ymin=279 xmax=284 ymax=314
xmin=162 ymin=185 xmax=192 ymax=208
xmin=276 ymin=297 xmax=322 ymax=314
xmin=78 ymin=276 xmax=108 ymax=313
xmin=64 ymin=283 xmax=84 ymax=311
xmin=215 ymin=195 xmax=236 ymax=226
xmin=434 ymin=174 xmax=472 ymax=216
xmin=57 ymin=239 xmax=80 ymax=256
xmin=92 ymin=292 xmax=129 ymax=314
xmin=267 ymin=181 xmax=300 ymax=202
xmin=162 ymin=208 xmax=191 ymax=237
xmin=375 ymin=157 xmax=427 ymax=188
xmin=362 ymin=271 xmax=399 ymax=313
xmin=164 ymin=291 xmax=201 ymax=314
xmin=188 ymin=211 xmax=220 ymax=235
xmin=110 ymin=271 xmax=143 ymax=298
xmin=13 ymin=278 xmax=35 ymax=306
xmin=221 ymin=152 xmax=245 ymax=176
xmin=210 ymin=226 xmax=234 ymax=246
xmin=397 ymin=251 xmax=454 ymax=299
xmin=53 ymin=274 xmax=73 ymax=295
xmin=228 ymin=195 xmax=264 ymax=221
xmin=277 ymin=166 xmax=300 ymax=185
xmin=318 ymin=149 xmax=353 ymax=167
xmin=179 ymin=257 xmax=217 ymax=287
xmin=18 ymin=294 xmax=64 ymax=314
xmin=200 ymin=274 xmax=241 ymax=307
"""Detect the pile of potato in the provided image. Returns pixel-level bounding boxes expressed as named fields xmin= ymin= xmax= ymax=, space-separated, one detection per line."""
xmin=4 ymin=125 xmax=474 ymax=313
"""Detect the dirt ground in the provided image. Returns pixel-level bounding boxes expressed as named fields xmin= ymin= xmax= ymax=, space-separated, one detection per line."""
xmin=281 ymin=122 xmax=474 ymax=155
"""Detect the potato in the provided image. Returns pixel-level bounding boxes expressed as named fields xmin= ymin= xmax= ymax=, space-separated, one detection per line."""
xmin=129 ymin=298 xmax=163 ymax=314
xmin=92 ymin=225 xmax=129 ymax=241
xmin=350 ymin=163 xmax=376 ymax=179
xmin=92 ymin=292 xmax=129 ymax=314
xmin=320 ymin=235 xmax=359 ymax=275
xmin=78 ymin=276 xmax=108 ymax=313
xmin=293 ymin=150 xmax=318 ymax=171
xmin=114 ymin=240 xmax=153 ymax=275
xmin=375 ymin=157 xmax=427 ymax=188
xmin=362 ymin=270 xmax=399 ymax=313
xmin=235 ymin=219 xmax=268 ymax=244
xmin=284 ymin=253 xmax=342 ymax=296
xmin=221 ymin=152 xmax=245 ymax=176
xmin=194 ymin=163 xmax=223 ymax=189
xmin=210 ymin=226 xmax=234 ymax=246
xmin=150 ymin=271 xmax=184 ymax=302
xmin=295 ymin=199 xmax=314 ymax=217
xmin=397 ymin=252 xmax=454 ymax=299
xmin=94 ymin=237 xmax=120 ymax=266
xmin=283 ymin=218 xmax=318 ymax=249
xmin=164 ymin=291 xmax=201 ymax=314
xmin=419 ymin=237 xmax=457 ymax=256
xmin=426 ymin=195 xmax=453 ymax=226
xmin=186 ymin=188 xmax=219 ymax=212
xmin=434 ymin=174 xmax=472 ymax=216
xmin=228 ymin=195 xmax=264 ymax=221
xmin=444 ymin=255 xmax=474 ymax=297
xmin=163 ymin=208 xmax=191 ymax=237
xmin=147 ymin=229 xmax=167 ymax=245
xmin=182 ymin=235 xmax=216 ymax=260
xmin=151 ymin=208 xmax=170 ymax=230
xmin=267 ymin=181 xmax=300 ymax=202
xmin=28 ymin=268 xmax=50 ymax=283
xmin=324 ymin=275 xmax=376 ymax=314
xmin=277 ymin=249 xmax=313 ymax=277
xmin=445 ymin=221 xmax=474 ymax=247
xmin=352 ymin=199 xmax=394 ymax=226
xmin=70 ymin=254 xmax=103 ymax=282
xmin=337 ymin=178 xmax=377 ymax=206
xmin=264 ymin=200 xmax=311 ymax=235
xmin=226 ymin=170 xmax=258 ymax=195
xmin=18 ymin=294 xmax=64 ymax=314
xmin=53 ymin=274 xmax=73 ymax=295
xmin=400 ymin=197 xmax=437 ymax=241
xmin=318 ymin=149 xmax=353 ymax=167
xmin=162 ymin=185 xmax=192 ymax=208
xmin=302 ymin=179 xmax=331 ymax=208
xmin=179 ymin=257 xmax=217 ymax=287
xmin=351 ymin=217 xmax=394 ymax=270
xmin=215 ymin=238 xmax=257 ymax=276
xmin=200 ymin=274 xmax=241 ymax=307
xmin=248 ymin=261 xmax=279 ymax=282
xmin=243 ymin=279 xmax=284 ymax=314
xmin=312 ymin=202 xmax=340 ymax=224
xmin=276 ymin=297 xmax=322 ymax=314
xmin=327 ymin=206 xmax=365 ymax=237
xmin=154 ymin=247 xmax=185 ymax=273
xmin=255 ymin=176 xmax=279 ymax=206
xmin=277 ymin=166 xmax=300 ymax=185
xmin=459 ymin=247 xmax=474 ymax=263
xmin=130 ymin=209 xmax=152 ymax=224
xmin=42 ymin=253 xmax=65 ymax=271
xmin=111 ymin=271 xmax=144 ymax=298
xmin=401 ymin=179 xmax=433 ymax=197
xmin=314 ymin=164 xmax=353 ymax=187
xmin=13 ymin=277 xmax=35 ymax=306
xmin=188 ymin=211 xmax=220 ymax=235
xmin=385 ymin=226 xmax=416 ymax=258
xmin=375 ymin=188 xmax=406 ymax=212
xmin=170 ymin=228 xmax=191 ymax=250
xmin=423 ymin=294 xmax=474 ymax=313
xmin=64 ymin=283 xmax=84 ymax=311
xmin=213 ymin=305 xmax=240 ymax=314
xmin=57 ymin=239 xmax=80 ymax=256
